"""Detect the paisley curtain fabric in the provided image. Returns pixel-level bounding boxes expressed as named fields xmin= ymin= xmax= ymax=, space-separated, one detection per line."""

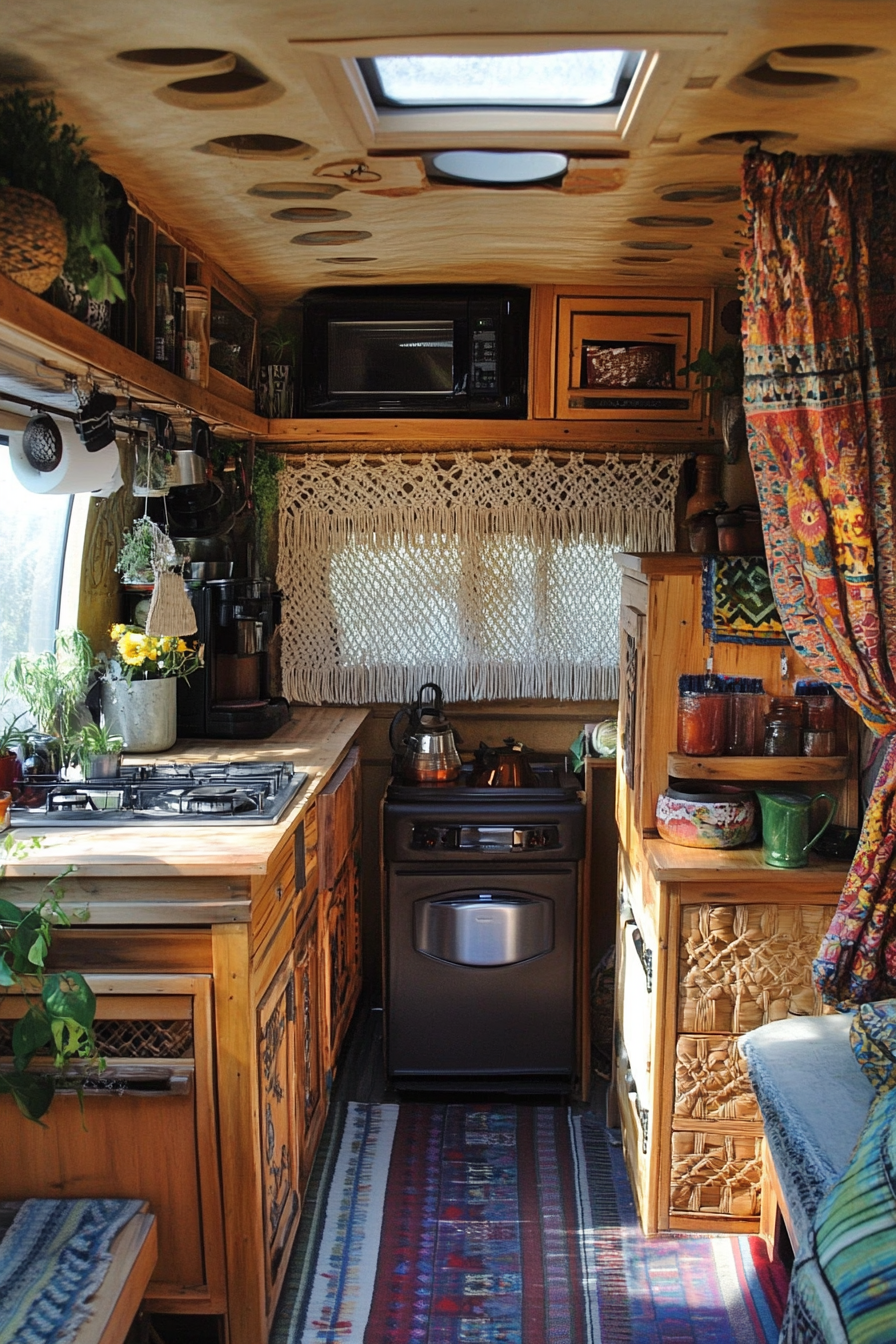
xmin=741 ymin=150 xmax=896 ymax=1005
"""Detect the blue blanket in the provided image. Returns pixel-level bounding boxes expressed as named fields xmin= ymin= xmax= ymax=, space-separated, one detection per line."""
xmin=0 ymin=1198 xmax=143 ymax=1344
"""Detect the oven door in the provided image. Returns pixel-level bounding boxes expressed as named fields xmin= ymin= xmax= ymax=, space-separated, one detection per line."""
xmin=386 ymin=865 xmax=577 ymax=1082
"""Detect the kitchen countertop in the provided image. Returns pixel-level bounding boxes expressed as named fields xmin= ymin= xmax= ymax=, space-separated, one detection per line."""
xmin=0 ymin=708 xmax=367 ymax=922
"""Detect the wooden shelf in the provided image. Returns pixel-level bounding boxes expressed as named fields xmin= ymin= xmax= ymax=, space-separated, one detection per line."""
xmin=668 ymin=752 xmax=850 ymax=781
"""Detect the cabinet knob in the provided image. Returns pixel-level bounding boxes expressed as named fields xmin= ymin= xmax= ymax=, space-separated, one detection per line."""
xmin=276 ymin=885 xmax=283 ymax=902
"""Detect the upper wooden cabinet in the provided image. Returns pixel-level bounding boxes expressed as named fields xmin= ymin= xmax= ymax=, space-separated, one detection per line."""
xmin=530 ymin=286 xmax=714 ymax=437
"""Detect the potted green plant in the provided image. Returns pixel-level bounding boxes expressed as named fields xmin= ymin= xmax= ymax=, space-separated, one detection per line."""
xmin=3 ymin=629 xmax=94 ymax=772
xmin=69 ymin=722 xmax=123 ymax=779
xmin=681 ymin=300 xmax=746 ymax=462
xmin=116 ymin=517 xmax=157 ymax=584
xmin=0 ymin=88 xmax=125 ymax=304
xmin=0 ymin=832 xmax=100 ymax=1122
xmin=256 ymin=324 xmax=298 ymax=418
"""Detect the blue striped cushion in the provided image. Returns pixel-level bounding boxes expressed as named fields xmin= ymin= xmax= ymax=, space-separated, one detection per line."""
xmin=780 ymin=1082 xmax=896 ymax=1343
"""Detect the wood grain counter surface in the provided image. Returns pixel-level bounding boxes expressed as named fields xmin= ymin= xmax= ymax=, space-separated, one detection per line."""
xmin=1 ymin=708 xmax=367 ymax=922
xmin=645 ymin=838 xmax=851 ymax=884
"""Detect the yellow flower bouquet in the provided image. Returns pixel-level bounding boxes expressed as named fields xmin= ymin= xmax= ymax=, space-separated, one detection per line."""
xmin=105 ymin=624 xmax=204 ymax=685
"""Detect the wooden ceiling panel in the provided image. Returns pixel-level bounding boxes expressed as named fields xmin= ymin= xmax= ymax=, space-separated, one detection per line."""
xmin=1 ymin=0 xmax=894 ymax=308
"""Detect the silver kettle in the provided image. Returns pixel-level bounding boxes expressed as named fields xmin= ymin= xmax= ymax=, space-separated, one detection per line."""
xmin=389 ymin=682 xmax=462 ymax=784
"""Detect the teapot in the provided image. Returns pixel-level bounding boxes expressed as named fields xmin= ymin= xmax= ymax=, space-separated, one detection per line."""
xmin=389 ymin=682 xmax=462 ymax=784
xmin=470 ymin=738 xmax=539 ymax=789
xmin=756 ymin=789 xmax=838 ymax=868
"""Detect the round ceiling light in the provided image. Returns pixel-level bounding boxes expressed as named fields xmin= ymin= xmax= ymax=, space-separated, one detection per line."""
xmin=629 ymin=214 xmax=714 ymax=228
xmin=202 ymin=135 xmax=314 ymax=159
xmin=116 ymin=48 xmax=235 ymax=73
xmin=656 ymin=182 xmax=741 ymax=203
xmin=291 ymin=230 xmax=373 ymax=245
xmin=249 ymin=181 xmax=345 ymax=199
xmin=624 ymin=239 xmax=693 ymax=250
xmin=430 ymin=150 xmax=568 ymax=185
xmin=271 ymin=207 xmax=351 ymax=222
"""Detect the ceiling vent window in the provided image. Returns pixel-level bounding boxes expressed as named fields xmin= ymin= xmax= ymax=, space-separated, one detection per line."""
xmin=360 ymin=50 xmax=643 ymax=111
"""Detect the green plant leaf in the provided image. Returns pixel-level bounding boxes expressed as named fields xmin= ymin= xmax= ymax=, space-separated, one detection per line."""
xmin=0 ymin=957 xmax=15 ymax=986
xmin=43 ymin=972 xmax=96 ymax=1028
xmin=0 ymin=897 xmax=24 ymax=923
xmin=0 ymin=1070 xmax=56 ymax=1123
xmin=12 ymin=1006 xmax=53 ymax=1068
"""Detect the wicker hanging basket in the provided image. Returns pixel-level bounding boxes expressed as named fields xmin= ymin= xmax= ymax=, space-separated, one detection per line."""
xmin=0 ymin=187 xmax=68 ymax=294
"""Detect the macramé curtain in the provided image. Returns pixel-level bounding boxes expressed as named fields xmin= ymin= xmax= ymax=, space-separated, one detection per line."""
xmin=741 ymin=149 xmax=896 ymax=1005
xmin=277 ymin=449 xmax=683 ymax=706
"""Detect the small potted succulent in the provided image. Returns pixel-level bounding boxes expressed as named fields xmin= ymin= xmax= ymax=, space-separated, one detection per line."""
xmin=256 ymin=324 xmax=298 ymax=419
xmin=69 ymin=721 xmax=123 ymax=779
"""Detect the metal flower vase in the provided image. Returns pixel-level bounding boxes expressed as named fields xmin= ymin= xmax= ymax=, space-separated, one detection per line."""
xmin=100 ymin=677 xmax=177 ymax=753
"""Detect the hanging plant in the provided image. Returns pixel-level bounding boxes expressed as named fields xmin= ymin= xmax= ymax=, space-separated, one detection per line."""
xmin=0 ymin=88 xmax=125 ymax=301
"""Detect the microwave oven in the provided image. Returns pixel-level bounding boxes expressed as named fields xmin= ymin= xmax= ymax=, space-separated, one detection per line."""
xmin=299 ymin=286 xmax=530 ymax=417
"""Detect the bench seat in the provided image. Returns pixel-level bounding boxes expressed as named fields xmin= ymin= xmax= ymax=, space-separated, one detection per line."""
xmin=739 ymin=1012 xmax=875 ymax=1253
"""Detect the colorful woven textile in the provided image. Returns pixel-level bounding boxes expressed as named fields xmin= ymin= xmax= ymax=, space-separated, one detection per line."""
xmin=701 ymin=557 xmax=787 ymax=646
xmin=0 ymin=1197 xmax=143 ymax=1344
xmin=741 ymin=149 xmax=896 ymax=1005
xmin=780 ymin=1083 xmax=896 ymax=1343
xmin=276 ymin=1102 xmax=788 ymax=1344
xmin=849 ymin=999 xmax=896 ymax=1094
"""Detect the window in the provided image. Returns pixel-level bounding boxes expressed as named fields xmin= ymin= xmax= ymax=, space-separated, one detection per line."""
xmin=361 ymin=50 xmax=642 ymax=110
xmin=0 ymin=439 xmax=73 ymax=685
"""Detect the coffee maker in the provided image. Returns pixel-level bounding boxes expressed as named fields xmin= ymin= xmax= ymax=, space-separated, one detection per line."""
xmin=176 ymin=579 xmax=290 ymax=739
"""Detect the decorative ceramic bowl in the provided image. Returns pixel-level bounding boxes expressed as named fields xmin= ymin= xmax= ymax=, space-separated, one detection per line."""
xmin=655 ymin=784 xmax=757 ymax=849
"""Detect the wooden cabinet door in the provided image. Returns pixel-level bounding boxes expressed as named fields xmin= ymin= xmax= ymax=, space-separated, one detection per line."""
xmin=294 ymin=907 xmax=326 ymax=1183
xmin=320 ymin=843 xmax=362 ymax=1082
xmin=318 ymin=746 xmax=361 ymax=891
xmin=256 ymin=950 xmax=300 ymax=1310
xmin=554 ymin=293 xmax=709 ymax=424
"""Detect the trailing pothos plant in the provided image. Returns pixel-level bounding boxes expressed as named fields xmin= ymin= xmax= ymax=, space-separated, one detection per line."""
xmin=0 ymin=831 xmax=100 ymax=1123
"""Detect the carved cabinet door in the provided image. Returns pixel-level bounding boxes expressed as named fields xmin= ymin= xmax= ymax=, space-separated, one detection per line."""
xmin=294 ymin=906 xmax=326 ymax=1184
xmin=256 ymin=949 xmax=300 ymax=1310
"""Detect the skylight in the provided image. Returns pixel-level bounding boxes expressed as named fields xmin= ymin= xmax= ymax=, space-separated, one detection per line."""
xmin=364 ymin=51 xmax=639 ymax=108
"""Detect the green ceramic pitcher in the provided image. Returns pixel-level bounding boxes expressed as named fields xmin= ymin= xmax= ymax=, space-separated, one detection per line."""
xmin=755 ymin=789 xmax=838 ymax=868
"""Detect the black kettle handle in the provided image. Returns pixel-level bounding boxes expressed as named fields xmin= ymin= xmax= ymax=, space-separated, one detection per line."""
xmin=415 ymin=682 xmax=444 ymax=714
xmin=389 ymin=705 xmax=411 ymax=753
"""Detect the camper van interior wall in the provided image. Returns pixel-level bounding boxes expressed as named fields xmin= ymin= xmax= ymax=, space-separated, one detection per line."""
xmin=9 ymin=413 xmax=120 ymax=494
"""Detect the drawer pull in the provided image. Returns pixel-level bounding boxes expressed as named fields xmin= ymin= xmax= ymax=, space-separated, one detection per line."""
xmin=51 ymin=1066 xmax=193 ymax=1098
xmin=276 ymin=885 xmax=283 ymax=902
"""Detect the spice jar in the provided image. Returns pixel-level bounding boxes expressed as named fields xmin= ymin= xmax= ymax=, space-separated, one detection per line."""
xmin=678 ymin=692 xmax=727 ymax=755
xmin=802 ymin=729 xmax=836 ymax=757
xmin=727 ymin=693 xmax=763 ymax=755
xmin=768 ymin=696 xmax=806 ymax=727
xmin=763 ymin=716 xmax=801 ymax=756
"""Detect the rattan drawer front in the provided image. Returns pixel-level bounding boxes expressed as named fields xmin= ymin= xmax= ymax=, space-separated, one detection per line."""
xmin=674 ymin=1035 xmax=758 ymax=1123
xmin=678 ymin=903 xmax=838 ymax=1034
xmin=670 ymin=1127 xmax=763 ymax=1220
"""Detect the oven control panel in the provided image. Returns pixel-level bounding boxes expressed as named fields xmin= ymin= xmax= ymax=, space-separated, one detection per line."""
xmin=410 ymin=823 xmax=561 ymax=852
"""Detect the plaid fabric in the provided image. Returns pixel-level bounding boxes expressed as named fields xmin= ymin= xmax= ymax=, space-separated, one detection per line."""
xmin=780 ymin=1084 xmax=896 ymax=1343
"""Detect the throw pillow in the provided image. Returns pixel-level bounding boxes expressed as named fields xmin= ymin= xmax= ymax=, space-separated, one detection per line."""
xmin=779 ymin=1082 xmax=896 ymax=1343
xmin=849 ymin=999 xmax=896 ymax=1093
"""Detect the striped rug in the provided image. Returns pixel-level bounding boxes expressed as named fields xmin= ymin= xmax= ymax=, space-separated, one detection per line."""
xmin=276 ymin=1103 xmax=789 ymax=1344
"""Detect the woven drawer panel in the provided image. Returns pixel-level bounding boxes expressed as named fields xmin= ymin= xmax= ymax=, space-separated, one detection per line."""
xmin=670 ymin=1128 xmax=763 ymax=1219
xmin=0 ymin=1018 xmax=193 ymax=1059
xmin=674 ymin=1035 xmax=759 ymax=1122
xmin=679 ymin=903 xmax=837 ymax=1034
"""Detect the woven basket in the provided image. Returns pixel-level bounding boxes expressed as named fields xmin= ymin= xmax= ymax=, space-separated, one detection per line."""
xmin=0 ymin=187 xmax=68 ymax=293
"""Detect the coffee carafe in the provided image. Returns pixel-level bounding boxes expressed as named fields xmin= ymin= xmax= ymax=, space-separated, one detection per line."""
xmin=390 ymin=683 xmax=462 ymax=784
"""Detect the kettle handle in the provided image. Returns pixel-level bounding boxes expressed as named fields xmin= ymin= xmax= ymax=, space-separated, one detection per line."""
xmin=804 ymin=792 xmax=838 ymax=853
xmin=415 ymin=682 xmax=444 ymax=714
xmin=389 ymin=705 xmax=411 ymax=754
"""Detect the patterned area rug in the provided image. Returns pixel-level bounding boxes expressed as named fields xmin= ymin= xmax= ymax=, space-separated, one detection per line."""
xmin=275 ymin=1103 xmax=789 ymax=1344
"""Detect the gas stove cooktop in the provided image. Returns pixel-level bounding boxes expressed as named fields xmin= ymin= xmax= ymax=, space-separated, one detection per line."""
xmin=10 ymin=761 xmax=309 ymax=827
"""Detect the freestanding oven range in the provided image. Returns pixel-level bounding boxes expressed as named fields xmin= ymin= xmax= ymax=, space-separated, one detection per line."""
xmin=383 ymin=765 xmax=584 ymax=1093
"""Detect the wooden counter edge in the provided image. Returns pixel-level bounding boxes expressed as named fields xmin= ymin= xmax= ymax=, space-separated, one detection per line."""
xmin=644 ymin=838 xmax=851 ymax=883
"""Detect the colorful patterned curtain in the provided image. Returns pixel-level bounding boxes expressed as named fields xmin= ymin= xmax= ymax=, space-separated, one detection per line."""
xmin=741 ymin=149 xmax=896 ymax=1005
